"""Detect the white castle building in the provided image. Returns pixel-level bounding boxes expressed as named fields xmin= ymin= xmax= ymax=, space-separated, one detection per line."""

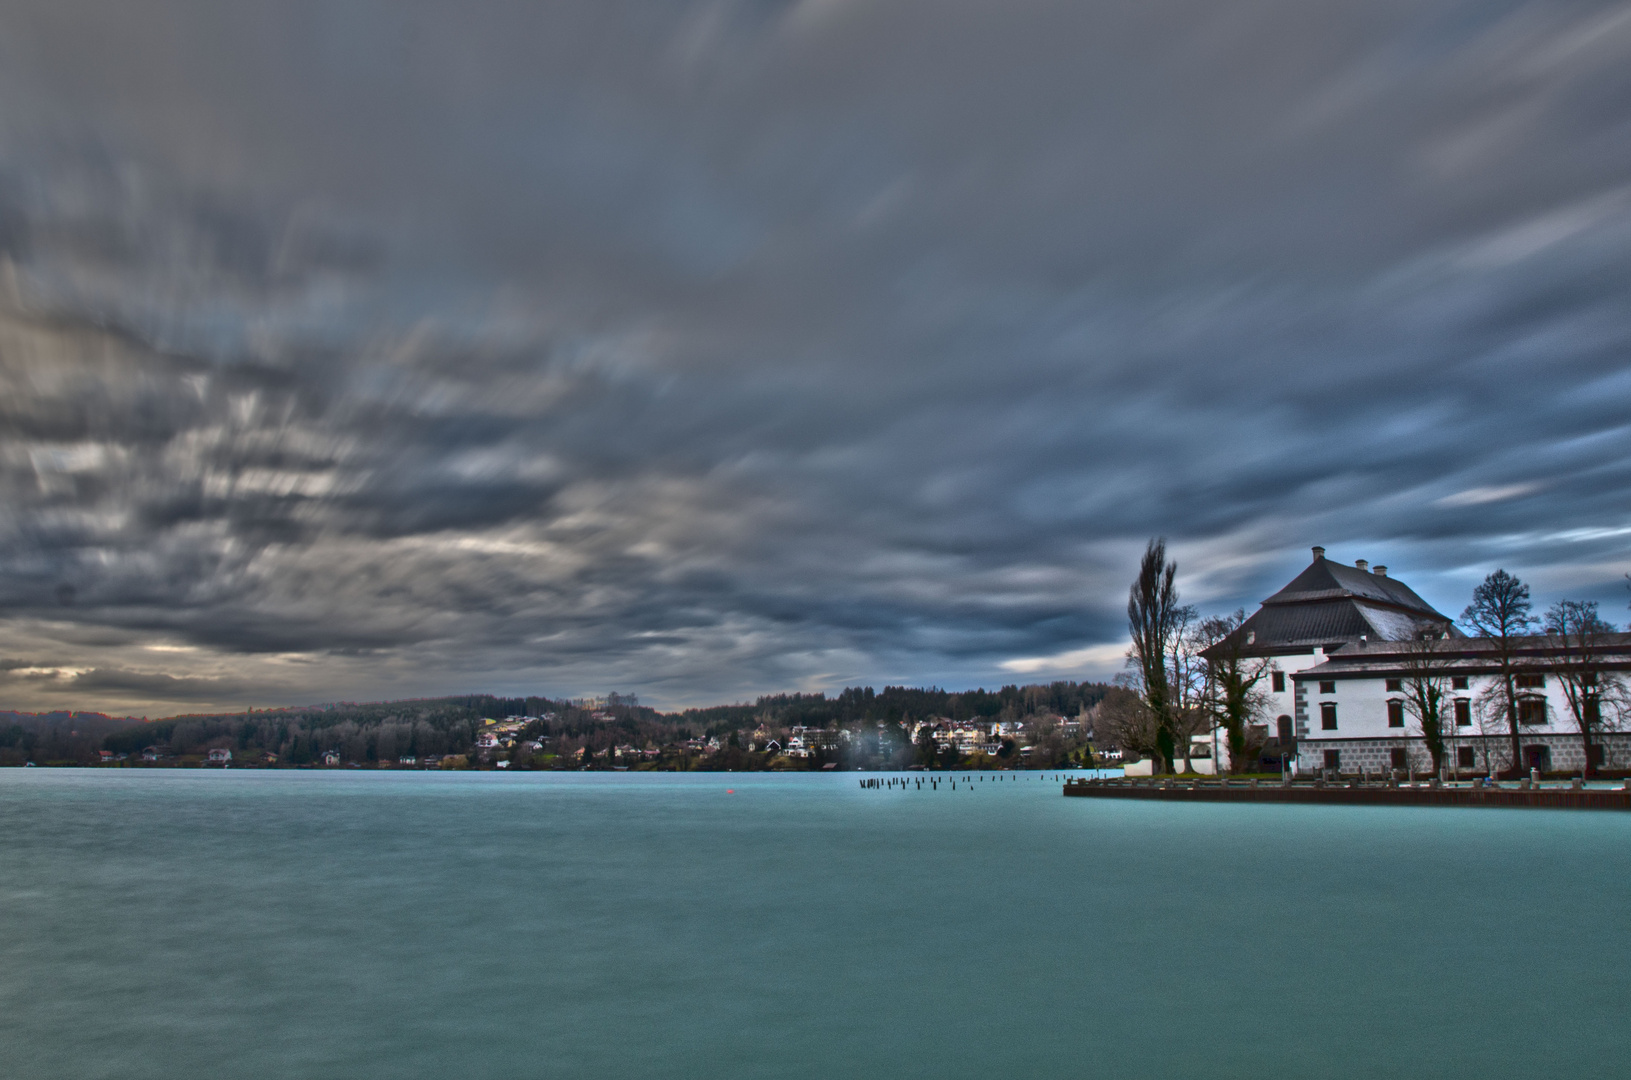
xmin=1204 ymin=547 xmax=1631 ymax=776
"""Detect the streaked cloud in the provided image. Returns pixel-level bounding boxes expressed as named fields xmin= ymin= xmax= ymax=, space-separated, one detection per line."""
xmin=999 ymin=644 xmax=1131 ymax=678
xmin=0 ymin=0 xmax=1628 ymax=715
xmin=1436 ymin=483 xmax=1544 ymax=508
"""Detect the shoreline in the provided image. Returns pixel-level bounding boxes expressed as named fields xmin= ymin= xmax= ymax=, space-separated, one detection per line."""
xmin=1064 ymin=776 xmax=1631 ymax=810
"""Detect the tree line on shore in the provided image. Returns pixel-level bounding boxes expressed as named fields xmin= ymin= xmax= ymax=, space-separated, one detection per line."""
xmin=0 ymin=682 xmax=1111 ymax=770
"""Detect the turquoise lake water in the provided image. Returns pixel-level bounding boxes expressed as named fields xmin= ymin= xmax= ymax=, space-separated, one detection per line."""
xmin=2 ymin=769 xmax=1628 ymax=1079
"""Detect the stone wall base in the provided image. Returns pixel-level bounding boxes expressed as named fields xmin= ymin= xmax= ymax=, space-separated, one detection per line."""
xmin=1296 ymin=733 xmax=1631 ymax=776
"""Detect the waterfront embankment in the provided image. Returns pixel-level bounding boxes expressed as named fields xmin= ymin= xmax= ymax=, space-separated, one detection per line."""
xmin=1064 ymin=775 xmax=1631 ymax=810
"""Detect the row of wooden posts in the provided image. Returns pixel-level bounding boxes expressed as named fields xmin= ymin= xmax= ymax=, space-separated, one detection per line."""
xmin=859 ymin=773 xmax=1073 ymax=791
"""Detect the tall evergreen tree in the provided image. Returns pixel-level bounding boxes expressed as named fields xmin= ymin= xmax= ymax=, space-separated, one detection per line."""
xmin=1128 ymin=537 xmax=1182 ymax=772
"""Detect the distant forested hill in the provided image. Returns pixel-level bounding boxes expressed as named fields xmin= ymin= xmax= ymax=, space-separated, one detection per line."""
xmin=3 ymin=681 xmax=1112 ymax=769
xmin=97 ymin=695 xmax=582 ymax=765
xmin=675 ymin=682 xmax=1109 ymax=730
xmin=0 ymin=710 xmax=143 ymax=766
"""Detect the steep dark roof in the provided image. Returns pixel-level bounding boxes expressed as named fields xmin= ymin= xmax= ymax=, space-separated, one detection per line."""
xmin=1202 ymin=552 xmax=1459 ymax=659
xmin=1261 ymin=558 xmax=1444 ymax=615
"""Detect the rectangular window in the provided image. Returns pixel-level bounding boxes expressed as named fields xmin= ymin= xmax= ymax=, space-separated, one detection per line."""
xmin=1516 ymin=674 xmax=1545 ymax=689
xmin=1320 ymin=681 xmax=1336 ymax=695
xmin=1390 ymin=748 xmax=1408 ymax=770
xmin=1455 ymin=699 xmax=1472 ymax=726
xmin=1321 ymin=702 xmax=1338 ymax=730
xmin=1272 ymin=671 xmax=1285 ymax=693
xmin=1323 ymin=749 xmax=1341 ymax=771
xmin=1518 ymin=697 xmax=1547 ymax=725
xmin=1457 ymin=746 xmax=1476 ymax=768
xmin=1388 ymin=700 xmax=1405 ymax=727
xmin=1385 ymin=678 xmax=1402 ymax=692
xmin=1452 ymin=676 xmax=1469 ymax=690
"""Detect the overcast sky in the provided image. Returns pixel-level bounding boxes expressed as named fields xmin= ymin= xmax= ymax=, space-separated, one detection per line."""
xmin=1 ymin=0 xmax=1629 ymax=716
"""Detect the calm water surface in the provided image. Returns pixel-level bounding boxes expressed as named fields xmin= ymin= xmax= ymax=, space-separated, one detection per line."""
xmin=2 ymin=769 xmax=1627 ymax=1079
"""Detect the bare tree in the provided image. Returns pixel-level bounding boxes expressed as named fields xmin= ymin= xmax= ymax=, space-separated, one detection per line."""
xmin=1544 ymin=600 xmax=1627 ymax=779
xmin=1171 ymin=699 xmax=1218 ymax=773
xmin=1167 ymin=605 xmax=1222 ymax=771
xmin=1472 ymin=695 xmax=1510 ymax=778
xmin=1461 ymin=569 xmax=1535 ymax=778
xmin=1399 ymin=632 xmax=1452 ymax=776
xmin=1095 ymin=683 xmax=1163 ymax=766
xmin=1197 ymin=609 xmax=1271 ymax=774
xmin=1127 ymin=538 xmax=1182 ymax=772
xmin=1169 ymin=604 xmax=1204 ymax=713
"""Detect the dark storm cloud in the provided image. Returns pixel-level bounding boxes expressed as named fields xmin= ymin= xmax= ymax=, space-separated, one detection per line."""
xmin=0 ymin=661 xmax=249 ymax=703
xmin=0 ymin=0 xmax=1629 ymax=713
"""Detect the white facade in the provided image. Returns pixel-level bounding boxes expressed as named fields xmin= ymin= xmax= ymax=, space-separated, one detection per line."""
xmin=1290 ymin=640 xmax=1631 ymax=776
xmin=1192 ymin=548 xmax=1630 ymax=778
xmin=1253 ymin=647 xmax=1334 ymax=742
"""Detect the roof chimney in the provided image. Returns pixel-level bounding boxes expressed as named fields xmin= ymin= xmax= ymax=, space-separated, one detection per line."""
xmin=1373 ymin=565 xmax=1387 ymax=577
xmin=1311 ymin=546 xmax=1326 ymax=560
xmin=1354 ymin=559 xmax=1368 ymax=572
